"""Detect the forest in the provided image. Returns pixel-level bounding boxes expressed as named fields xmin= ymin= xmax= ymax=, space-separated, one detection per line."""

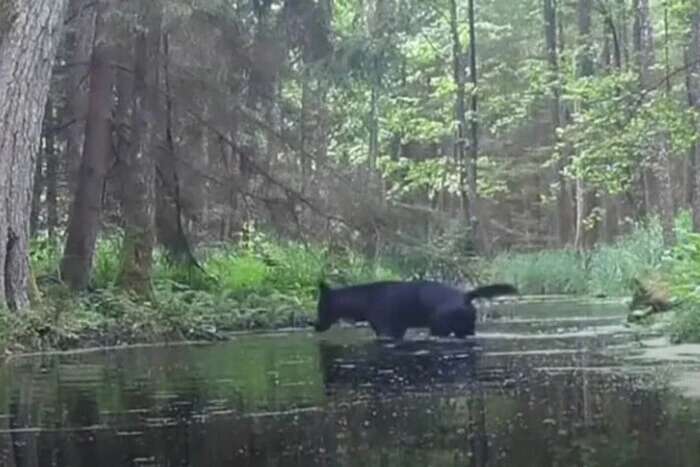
xmin=1 ymin=0 xmax=700 ymax=351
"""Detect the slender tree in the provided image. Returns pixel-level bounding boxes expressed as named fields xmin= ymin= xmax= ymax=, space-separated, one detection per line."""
xmin=573 ymin=0 xmax=598 ymax=250
xmin=62 ymin=0 xmax=96 ymax=191
xmin=633 ymin=0 xmax=675 ymax=246
xmin=61 ymin=0 xmax=116 ymax=290
xmin=467 ymin=0 xmax=480 ymax=245
xmin=448 ymin=0 xmax=469 ymax=221
xmin=543 ymin=0 xmax=572 ymax=246
xmin=117 ymin=2 xmax=163 ymax=296
xmin=689 ymin=7 xmax=700 ymax=230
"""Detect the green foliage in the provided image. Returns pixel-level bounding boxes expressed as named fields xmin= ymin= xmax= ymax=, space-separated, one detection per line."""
xmin=563 ymin=73 xmax=697 ymax=193
xmin=30 ymin=236 xmax=62 ymax=278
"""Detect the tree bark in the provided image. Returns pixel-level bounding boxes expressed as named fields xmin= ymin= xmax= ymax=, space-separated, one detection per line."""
xmin=448 ymin=0 xmax=469 ymax=223
xmin=632 ymin=0 xmax=664 ymax=220
xmin=155 ymin=32 xmax=198 ymax=265
xmin=543 ymin=0 xmax=572 ymax=246
xmin=46 ymin=119 xmax=59 ymax=241
xmin=657 ymin=2 xmax=675 ymax=246
xmin=0 ymin=0 xmax=66 ymax=310
xmin=117 ymin=2 xmax=161 ymax=297
xmin=688 ymin=11 xmax=700 ymax=231
xmin=654 ymin=138 xmax=676 ymax=245
xmin=467 ymin=0 xmax=482 ymax=248
xmin=633 ymin=0 xmax=675 ymax=245
xmin=574 ymin=0 xmax=599 ymax=250
xmin=0 ymin=0 xmax=68 ymax=310
xmin=63 ymin=0 xmax=96 ymax=192
xmin=60 ymin=0 xmax=115 ymax=291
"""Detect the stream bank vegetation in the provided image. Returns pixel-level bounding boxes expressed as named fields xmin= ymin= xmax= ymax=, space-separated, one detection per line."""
xmin=2 ymin=0 xmax=700 ymax=352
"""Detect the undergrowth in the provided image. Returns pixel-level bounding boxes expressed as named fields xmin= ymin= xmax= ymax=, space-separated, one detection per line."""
xmin=13 ymin=228 xmax=402 ymax=354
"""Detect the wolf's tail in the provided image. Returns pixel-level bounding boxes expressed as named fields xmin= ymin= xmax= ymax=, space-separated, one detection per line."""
xmin=464 ymin=283 xmax=518 ymax=303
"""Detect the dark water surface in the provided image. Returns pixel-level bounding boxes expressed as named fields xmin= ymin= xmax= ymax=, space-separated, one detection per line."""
xmin=2 ymin=301 xmax=700 ymax=467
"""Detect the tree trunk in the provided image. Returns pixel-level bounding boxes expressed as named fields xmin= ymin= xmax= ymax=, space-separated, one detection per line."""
xmin=618 ymin=0 xmax=630 ymax=68
xmin=690 ymin=11 xmax=700 ymax=231
xmin=544 ymin=0 xmax=572 ymax=246
xmin=0 ymin=0 xmax=68 ymax=310
xmin=117 ymin=3 xmax=161 ymax=297
xmin=574 ymin=0 xmax=599 ymax=250
xmin=155 ymin=32 xmax=198 ymax=265
xmin=63 ymin=0 xmax=96 ymax=192
xmin=467 ymin=0 xmax=481 ymax=247
xmin=632 ymin=0 xmax=664 ymax=219
xmin=448 ymin=0 xmax=469 ymax=223
xmin=60 ymin=0 xmax=115 ymax=291
xmin=634 ymin=0 xmax=675 ymax=245
xmin=655 ymin=138 xmax=676 ymax=245
xmin=368 ymin=56 xmax=380 ymax=185
xmin=655 ymin=3 xmax=675 ymax=246
xmin=46 ymin=120 xmax=59 ymax=241
xmin=300 ymin=70 xmax=311 ymax=193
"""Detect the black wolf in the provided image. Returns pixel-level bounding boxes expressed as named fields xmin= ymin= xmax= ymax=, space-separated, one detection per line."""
xmin=313 ymin=280 xmax=518 ymax=339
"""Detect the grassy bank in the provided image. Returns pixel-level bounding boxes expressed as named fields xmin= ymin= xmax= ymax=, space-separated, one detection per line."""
xmin=0 ymin=221 xmax=483 ymax=354
xmin=5 ymin=216 xmax=694 ymax=353
xmin=3 ymin=232 xmax=402 ymax=354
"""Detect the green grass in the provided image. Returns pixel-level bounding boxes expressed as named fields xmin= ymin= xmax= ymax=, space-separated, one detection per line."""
xmin=587 ymin=220 xmax=664 ymax=296
xmin=487 ymin=249 xmax=587 ymax=295
xmin=486 ymin=218 xmax=666 ymax=297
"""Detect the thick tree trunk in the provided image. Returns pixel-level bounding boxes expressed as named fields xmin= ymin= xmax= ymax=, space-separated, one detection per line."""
xmin=117 ymin=3 xmax=161 ymax=297
xmin=60 ymin=0 xmax=115 ymax=291
xmin=0 ymin=0 xmax=68 ymax=310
